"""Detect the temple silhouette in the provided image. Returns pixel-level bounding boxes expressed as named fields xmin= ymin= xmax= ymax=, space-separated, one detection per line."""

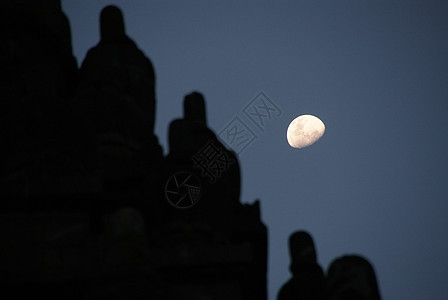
xmin=1 ymin=2 xmax=266 ymax=299
xmin=1 ymin=2 xmax=381 ymax=299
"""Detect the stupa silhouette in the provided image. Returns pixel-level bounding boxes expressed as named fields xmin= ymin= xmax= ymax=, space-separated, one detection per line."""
xmin=0 ymin=2 xmax=267 ymax=299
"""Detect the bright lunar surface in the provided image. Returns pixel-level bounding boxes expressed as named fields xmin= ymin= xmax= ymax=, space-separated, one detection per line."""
xmin=287 ymin=115 xmax=325 ymax=148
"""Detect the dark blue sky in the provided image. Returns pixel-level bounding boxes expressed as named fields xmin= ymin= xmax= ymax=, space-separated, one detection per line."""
xmin=63 ymin=1 xmax=448 ymax=299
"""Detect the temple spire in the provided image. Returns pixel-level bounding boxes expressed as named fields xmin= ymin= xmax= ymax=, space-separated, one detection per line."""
xmin=184 ymin=91 xmax=207 ymax=125
xmin=100 ymin=5 xmax=125 ymax=41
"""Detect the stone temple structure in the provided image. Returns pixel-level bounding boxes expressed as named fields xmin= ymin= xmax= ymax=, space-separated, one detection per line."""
xmin=277 ymin=231 xmax=324 ymax=300
xmin=0 ymin=2 xmax=267 ymax=299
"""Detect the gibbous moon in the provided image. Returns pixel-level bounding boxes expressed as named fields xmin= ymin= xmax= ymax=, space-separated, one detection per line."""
xmin=287 ymin=115 xmax=325 ymax=148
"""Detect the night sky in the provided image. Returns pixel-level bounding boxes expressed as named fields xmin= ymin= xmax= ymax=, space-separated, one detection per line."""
xmin=62 ymin=1 xmax=448 ymax=299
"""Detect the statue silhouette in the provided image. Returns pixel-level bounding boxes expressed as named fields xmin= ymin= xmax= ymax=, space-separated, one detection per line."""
xmin=1 ymin=3 xmax=267 ymax=299
xmin=85 ymin=207 xmax=172 ymax=300
xmin=164 ymin=91 xmax=242 ymax=220
xmin=278 ymin=231 xmax=324 ymax=300
xmin=80 ymin=5 xmax=156 ymax=133
xmin=161 ymin=91 xmax=266 ymax=299
xmin=0 ymin=0 xmax=78 ymax=198
xmin=325 ymin=255 xmax=381 ymax=300
xmin=184 ymin=91 xmax=207 ymax=125
xmin=76 ymin=5 xmax=163 ymax=206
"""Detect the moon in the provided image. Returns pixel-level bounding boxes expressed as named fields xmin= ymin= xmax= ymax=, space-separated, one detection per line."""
xmin=287 ymin=115 xmax=325 ymax=148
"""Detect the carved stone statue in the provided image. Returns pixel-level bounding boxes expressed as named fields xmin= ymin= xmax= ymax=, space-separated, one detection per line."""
xmin=278 ymin=231 xmax=324 ymax=300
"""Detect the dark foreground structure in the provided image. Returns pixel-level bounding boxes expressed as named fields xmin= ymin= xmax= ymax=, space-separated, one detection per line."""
xmin=1 ymin=2 xmax=267 ymax=299
xmin=277 ymin=231 xmax=381 ymax=300
xmin=1 ymin=2 xmax=382 ymax=299
xmin=277 ymin=231 xmax=324 ymax=300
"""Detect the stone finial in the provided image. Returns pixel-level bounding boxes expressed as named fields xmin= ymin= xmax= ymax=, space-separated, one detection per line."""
xmin=278 ymin=230 xmax=324 ymax=300
xmin=184 ymin=91 xmax=207 ymax=125
xmin=326 ymin=255 xmax=381 ymax=300
xmin=289 ymin=230 xmax=317 ymax=267
xmin=100 ymin=5 xmax=125 ymax=41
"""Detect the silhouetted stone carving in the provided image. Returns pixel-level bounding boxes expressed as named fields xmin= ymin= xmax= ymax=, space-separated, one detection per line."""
xmin=0 ymin=0 xmax=80 ymax=199
xmin=100 ymin=6 xmax=126 ymax=41
xmin=1 ymin=2 xmax=267 ymax=299
xmin=170 ymin=91 xmax=240 ymax=196
xmin=159 ymin=91 xmax=267 ymax=299
xmin=163 ymin=91 xmax=243 ymax=234
xmin=86 ymin=207 xmax=170 ymax=299
xmin=325 ymin=255 xmax=381 ymax=300
xmin=79 ymin=5 xmax=156 ymax=131
xmin=278 ymin=231 xmax=324 ymax=300
xmin=77 ymin=5 xmax=161 ymax=185
xmin=184 ymin=91 xmax=207 ymax=125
